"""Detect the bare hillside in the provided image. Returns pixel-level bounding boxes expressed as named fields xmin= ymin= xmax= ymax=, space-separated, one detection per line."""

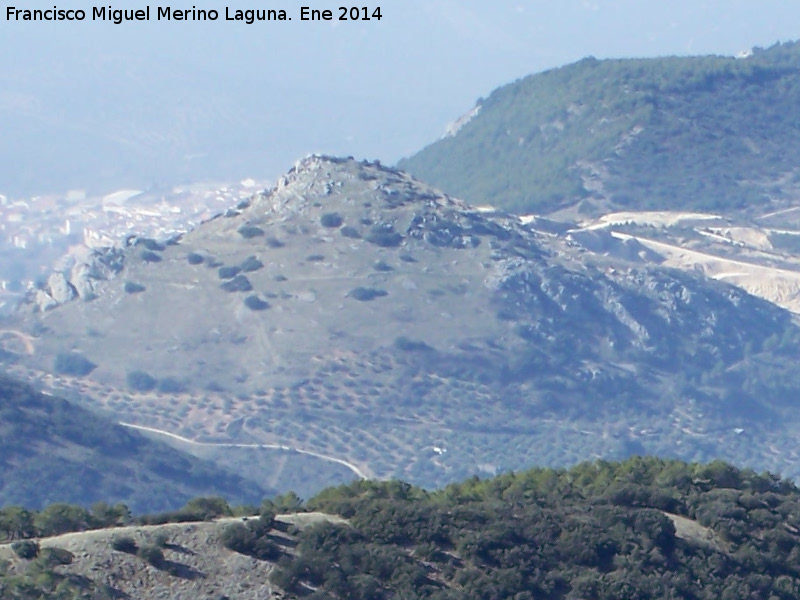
xmin=0 ymin=513 xmax=344 ymax=600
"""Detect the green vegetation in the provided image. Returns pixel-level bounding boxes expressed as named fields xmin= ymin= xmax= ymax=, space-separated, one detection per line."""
xmin=239 ymin=255 xmax=264 ymax=272
xmin=11 ymin=541 xmax=39 ymax=560
xmin=1 ymin=497 xmax=235 ymax=545
xmin=2 ymin=458 xmax=800 ymax=598
xmin=186 ymin=252 xmax=205 ymax=265
xmin=126 ymin=370 xmax=157 ymax=392
xmin=220 ymin=274 xmax=252 ymax=292
xmin=34 ymin=503 xmax=93 ymax=536
xmin=217 ymin=265 xmax=241 ymax=279
xmin=340 ymin=225 xmax=361 ymax=239
xmin=238 ymin=224 xmax=265 ymax=239
xmin=123 ymin=281 xmax=146 ymax=294
xmin=394 ymin=336 xmax=434 ymax=352
xmin=37 ymin=547 xmax=73 ymax=567
xmin=320 ymin=212 xmax=344 ymax=228
xmin=262 ymin=458 xmax=800 ymax=599
xmin=400 ymin=41 xmax=800 ymax=214
xmin=348 ymin=287 xmax=388 ymax=301
xmin=244 ymin=294 xmax=270 ymax=311
xmin=140 ymin=250 xmax=162 ymax=263
xmin=136 ymin=544 xmax=166 ymax=568
xmin=220 ymin=518 xmax=281 ymax=560
xmin=0 ymin=374 xmax=269 ymax=512
xmin=365 ymin=225 xmax=403 ymax=247
xmin=138 ymin=496 xmax=234 ymax=525
xmin=0 ymin=543 xmax=104 ymax=599
xmin=53 ymin=353 xmax=96 ymax=377
xmin=110 ymin=535 xmax=137 ymax=554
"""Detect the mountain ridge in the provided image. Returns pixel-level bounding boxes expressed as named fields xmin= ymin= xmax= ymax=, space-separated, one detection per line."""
xmin=399 ymin=41 xmax=800 ymax=216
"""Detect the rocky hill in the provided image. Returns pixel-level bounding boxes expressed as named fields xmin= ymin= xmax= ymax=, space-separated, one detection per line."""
xmin=399 ymin=41 xmax=800 ymax=216
xmin=0 ymin=512 xmax=308 ymax=600
xmin=9 ymin=156 xmax=800 ymax=496
xmin=0 ymin=373 xmax=269 ymax=512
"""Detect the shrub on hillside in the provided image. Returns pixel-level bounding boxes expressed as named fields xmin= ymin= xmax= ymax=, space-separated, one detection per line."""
xmin=183 ymin=497 xmax=232 ymax=520
xmin=238 ymin=225 xmax=265 ymax=239
xmin=365 ymin=225 xmax=403 ymax=247
xmin=137 ymin=544 xmax=165 ymax=568
xmin=320 ymin=213 xmax=344 ymax=228
xmin=394 ymin=337 xmax=435 ymax=352
xmin=140 ymin=250 xmax=162 ymax=263
xmin=123 ymin=281 xmax=146 ymax=294
xmin=240 ymin=256 xmax=264 ymax=272
xmin=127 ymin=370 xmax=157 ymax=392
xmin=12 ymin=540 xmax=39 ymax=559
xmin=53 ymin=353 xmax=96 ymax=377
xmin=220 ymin=520 xmax=281 ymax=561
xmin=220 ymin=522 xmax=253 ymax=553
xmin=218 ymin=265 xmax=241 ymax=279
xmin=340 ymin=226 xmax=361 ymax=239
xmin=38 ymin=547 xmax=74 ymax=566
xmin=111 ymin=535 xmax=138 ymax=554
xmin=244 ymin=295 xmax=271 ymax=311
xmin=348 ymin=287 xmax=388 ymax=302
xmin=186 ymin=252 xmax=205 ymax=265
xmin=220 ymin=275 xmax=253 ymax=293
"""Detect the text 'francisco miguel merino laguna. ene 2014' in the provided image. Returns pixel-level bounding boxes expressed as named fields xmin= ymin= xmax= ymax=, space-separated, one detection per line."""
xmin=5 ymin=6 xmax=294 ymax=24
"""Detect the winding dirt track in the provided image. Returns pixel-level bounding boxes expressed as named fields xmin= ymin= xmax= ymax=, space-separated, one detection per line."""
xmin=119 ymin=421 xmax=370 ymax=479
xmin=0 ymin=329 xmax=35 ymax=354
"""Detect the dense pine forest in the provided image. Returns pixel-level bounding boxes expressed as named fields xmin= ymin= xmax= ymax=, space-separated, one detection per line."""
xmin=4 ymin=457 xmax=800 ymax=599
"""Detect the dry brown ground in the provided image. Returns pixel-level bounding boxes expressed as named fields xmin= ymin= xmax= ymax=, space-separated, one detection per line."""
xmin=0 ymin=513 xmax=346 ymax=600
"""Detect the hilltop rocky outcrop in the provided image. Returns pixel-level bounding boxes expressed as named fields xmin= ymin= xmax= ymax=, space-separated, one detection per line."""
xmin=32 ymin=246 xmax=125 ymax=311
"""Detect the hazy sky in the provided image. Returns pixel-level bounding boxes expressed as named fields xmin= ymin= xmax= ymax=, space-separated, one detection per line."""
xmin=2 ymin=1 xmax=800 ymax=191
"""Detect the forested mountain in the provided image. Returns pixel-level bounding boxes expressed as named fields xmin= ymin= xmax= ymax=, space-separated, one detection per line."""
xmin=0 ymin=374 xmax=269 ymax=512
xmin=399 ymin=41 xmax=800 ymax=215
xmin=285 ymin=457 xmax=800 ymax=599
xmin=4 ymin=457 xmax=800 ymax=599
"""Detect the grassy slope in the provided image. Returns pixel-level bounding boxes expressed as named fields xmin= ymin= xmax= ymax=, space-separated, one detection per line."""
xmin=0 ymin=373 xmax=270 ymax=512
xmin=399 ymin=41 xmax=800 ymax=214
